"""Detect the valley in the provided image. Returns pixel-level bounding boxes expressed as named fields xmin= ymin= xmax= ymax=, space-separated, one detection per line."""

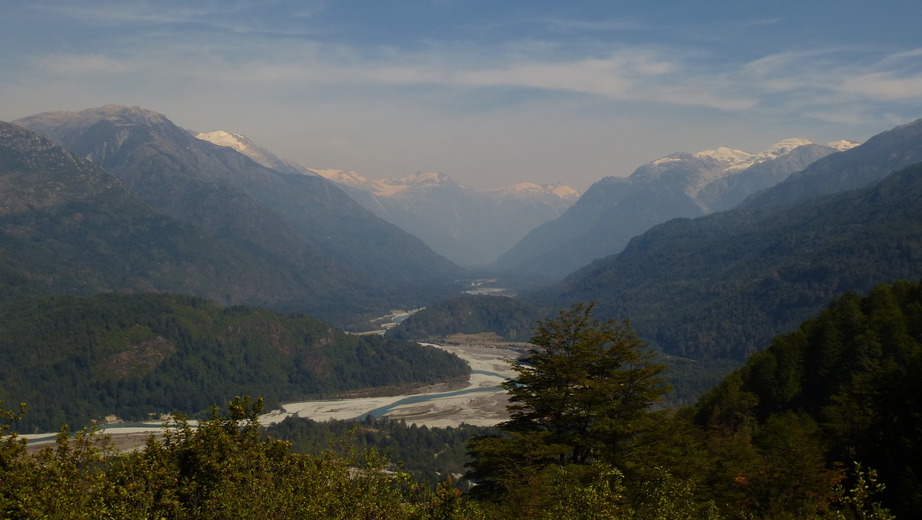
xmin=4 ymin=3 xmax=922 ymax=516
xmin=260 ymin=342 xmax=520 ymax=428
xmin=21 ymin=341 xmax=520 ymax=451
xmin=2 ymin=106 xmax=922 ymax=518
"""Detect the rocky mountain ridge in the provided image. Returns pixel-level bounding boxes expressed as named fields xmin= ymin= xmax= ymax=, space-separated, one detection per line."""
xmin=196 ymin=130 xmax=579 ymax=267
xmin=493 ymin=138 xmax=849 ymax=279
xmin=536 ymin=117 xmax=922 ymax=360
xmin=13 ymin=105 xmax=463 ymax=321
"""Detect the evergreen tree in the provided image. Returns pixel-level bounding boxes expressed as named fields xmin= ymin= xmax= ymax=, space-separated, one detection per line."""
xmin=467 ymin=303 xmax=669 ymax=499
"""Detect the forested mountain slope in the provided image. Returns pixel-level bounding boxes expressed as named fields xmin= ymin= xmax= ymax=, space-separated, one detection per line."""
xmin=0 ymin=293 xmax=469 ymax=432
xmin=541 ymin=161 xmax=922 ymax=360
xmin=693 ymin=279 xmax=922 ymax=517
xmin=0 ymin=121 xmax=353 ymax=309
xmin=494 ymin=140 xmax=839 ymax=279
xmin=14 ymin=106 xmax=462 ymax=311
xmin=744 ymin=117 xmax=922 ymax=210
xmin=386 ymin=294 xmax=549 ymax=342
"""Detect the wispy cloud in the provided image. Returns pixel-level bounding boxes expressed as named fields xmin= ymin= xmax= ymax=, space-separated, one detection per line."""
xmin=25 ymin=34 xmax=922 ymax=119
xmin=735 ymin=47 xmax=922 ymax=110
xmin=836 ymin=49 xmax=922 ymax=101
xmin=24 ymin=0 xmax=327 ymax=35
xmin=5 ymin=1 xmax=922 ymax=189
xmin=18 ymin=1 xmax=922 ymax=120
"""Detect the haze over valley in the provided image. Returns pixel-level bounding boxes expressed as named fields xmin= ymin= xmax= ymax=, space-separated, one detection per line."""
xmin=5 ymin=105 xmax=922 ymax=416
xmin=5 ymin=100 xmax=922 ymax=519
xmin=3 ymin=2 xmax=922 ymax=517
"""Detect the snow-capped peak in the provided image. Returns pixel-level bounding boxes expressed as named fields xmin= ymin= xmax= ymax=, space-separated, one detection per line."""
xmin=692 ymin=138 xmax=817 ymax=172
xmin=196 ymin=130 xmax=309 ymax=175
xmin=197 ymin=129 xmax=250 ymax=151
xmin=761 ymin=137 xmax=814 ymax=157
xmin=307 ymin=168 xmax=406 ymax=195
xmin=713 ymin=138 xmax=818 ymax=173
xmin=826 ymin=139 xmax=861 ymax=151
xmin=493 ymin=182 xmax=580 ymax=200
xmin=390 ymin=171 xmax=456 ymax=187
xmin=694 ymin=146 xmax=754 ymax=165
xmin=309 ymin=168 xmax=371 ymax=187
xmin=638 ymin=138 xmax=823 ymax=198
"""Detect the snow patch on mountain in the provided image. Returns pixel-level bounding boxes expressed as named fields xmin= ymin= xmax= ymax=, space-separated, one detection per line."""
xmin=197 ymin=130 xmax=249 ymax=151
xmin=650 ymin=155 xmax=686 ymax=166
xmin=827 ymin=139 xmax=861 ymax=151
xmin=490 ymin=183 xmax=580 ymax=201
xmin=693 ymin=138 xmax=816 ymax=174
xmin=307 ymin=168 xmax=400 ymax=195
xmin=196 ymin=130 xmax=311 ymax=175
xmin=639 ymin=138 xmax=836 ymax=199
xmin=390 ymin=171 xmax=458 ymax=188
xmin=309 ymin=170 xmax=463 ymax=196
xmin=694 ymin=146 xmax=754 ymax=165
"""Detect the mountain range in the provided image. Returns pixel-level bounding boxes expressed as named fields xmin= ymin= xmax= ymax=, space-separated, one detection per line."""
xmin=12 ymin=105 xmax=464 ymax=322
xmin=537 ymin=118 xmax=922 ymax=360
xmin=8 ymin=103 xmax=922 ymax=363
xmin=493 ymin=138 xmax=857 ymax=279
xmin=0 ymin=120 xmax=315 ymax=306
xmin=195 ymin=130 xmax=579 ymax=267
xmin=319 ymin=171 xmax=579 ymax=267
xmin=5 ymin=101 xmax=922 ymax=439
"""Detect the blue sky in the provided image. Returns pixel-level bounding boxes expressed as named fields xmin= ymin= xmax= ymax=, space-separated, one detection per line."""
xmin=2 ymin=1 xmax=921 ymax=191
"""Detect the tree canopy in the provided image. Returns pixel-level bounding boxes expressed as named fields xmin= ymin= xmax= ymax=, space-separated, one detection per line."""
xmin=466 ymin=303 xmax=670 ymax=501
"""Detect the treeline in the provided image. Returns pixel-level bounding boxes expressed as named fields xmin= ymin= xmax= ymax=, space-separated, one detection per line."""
xmin=266 ymin=415 xmax=497 ymax=487
xmin=388 ymin=293 xmax=738 ymax=406
xmin=0 ymin=397 xmax=485 ymax=519
xmin=693 ymin=279 xmax=922 ymax=517
xmin=2 ymin=281 xmax=919 ymax=518
xmin=542 ymin=162 xmax=922 ymax=361
xmin=0 ymin=293 xmax=469 ymax=432
xmin=387 ymin=294 xmax=549 ymax=342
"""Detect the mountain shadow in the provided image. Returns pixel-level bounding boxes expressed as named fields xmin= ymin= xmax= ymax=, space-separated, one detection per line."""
xmin=14 ymin=106 xmax=463 ymax=316
xmin=539 ymin=160 xmax=922 ymax=361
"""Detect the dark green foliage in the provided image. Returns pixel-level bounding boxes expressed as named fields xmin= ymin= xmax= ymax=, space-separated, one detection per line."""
xmin=695 ymin=280 xmax=922 ymax=517
xmin=543 ymin=162 xmax=922 ymax=361
xmin=0 ymin=397 xmax=488 ymax=519
xmin=0 ymin=293 xmax=469 ymax=432
xmin=0 ymin=121 xmax=404 ymax=321
xmin=659 ymin=355 xmax=741 ymax=408
xmin=12 ymin=108 xmax=464 ymax=316
xmin=387 ymin=294 xmax=549 ymax=342
xmin=500 ymin=303 xmax=669 ymax=466
xmin=745 ymin=117 xmax=922 ymax=211
xmin=458 ymin=299 xmax=901 ymax=518
xmin=467 ymin=303 xmax=671 ymax=501
xmin=266 ymin=416 xmax=498 ymax=488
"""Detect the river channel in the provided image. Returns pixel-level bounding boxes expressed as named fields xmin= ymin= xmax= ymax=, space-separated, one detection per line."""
xmin=22 ymin=343 xmax=521 ymax=448
xmin=259 ymin=343 xmax=520 ymax=428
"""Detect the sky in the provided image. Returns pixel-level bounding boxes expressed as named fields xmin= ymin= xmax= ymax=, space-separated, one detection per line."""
xmin=2 ymin=1 xmax=922 ymax=192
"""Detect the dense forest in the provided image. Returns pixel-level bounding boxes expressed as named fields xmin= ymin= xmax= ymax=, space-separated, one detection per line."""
xmin=693 ymin=279 xmax=922 ymax=517
xmin=0 ymin=293 xmax=469 ymax=432
xmin=3 ymin=281 xmax=918 ymax=518
xmin=266 ymin=415 xmax=497 ymax=488
xmin=542 ymin=162 xmax=922 ymax=361
xmin=387 ymin=294 xmax=739 ymax=406
xmin=386 ymin=294 xmax=549 ymax=342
